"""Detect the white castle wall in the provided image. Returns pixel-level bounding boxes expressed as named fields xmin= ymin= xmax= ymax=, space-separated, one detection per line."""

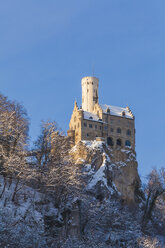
xmin=81 ymin=76 xmax=99 ymax=113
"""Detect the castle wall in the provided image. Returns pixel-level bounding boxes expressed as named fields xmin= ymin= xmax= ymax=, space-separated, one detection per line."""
xmin=69 ymin=109 xmax=135 ymax=151
xmin=69 ymin=103 xmax=82 ymax=144
xmin=101 ymin=113 xmax=135 ymax=150
xmin=81 ymin=119 xmax=103 ymax=141
xmin=93 ymin=103 xmax=103 ymax=119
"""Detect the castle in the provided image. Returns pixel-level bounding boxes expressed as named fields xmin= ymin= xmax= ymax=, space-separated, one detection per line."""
xmin=68 ymin=76 xmax=136 ymax=158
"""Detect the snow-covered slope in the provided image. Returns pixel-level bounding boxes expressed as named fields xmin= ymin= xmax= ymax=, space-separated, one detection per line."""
xmin=0 ymin=141 xmax=164 ymax=248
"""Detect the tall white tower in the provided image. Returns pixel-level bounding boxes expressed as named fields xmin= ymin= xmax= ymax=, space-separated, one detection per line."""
xmin=81 ymin=76 xmax=99 ymax=112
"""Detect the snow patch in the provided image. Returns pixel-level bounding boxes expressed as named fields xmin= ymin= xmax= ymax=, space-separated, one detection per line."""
xmin=87 ymin=153 xmax=114 ymax=194
xmin=82 ymin=140 xmax=104 ymax=151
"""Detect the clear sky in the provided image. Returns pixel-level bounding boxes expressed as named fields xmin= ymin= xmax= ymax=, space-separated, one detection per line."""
xmin=0 ymin=0 xmax=165 ymax=178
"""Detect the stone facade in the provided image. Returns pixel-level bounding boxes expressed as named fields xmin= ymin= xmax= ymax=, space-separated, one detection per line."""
xmin=68 ymin=76 xmax=136 ymax=155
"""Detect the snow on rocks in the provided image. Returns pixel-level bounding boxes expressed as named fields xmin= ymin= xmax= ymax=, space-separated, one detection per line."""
xmin=82 ymin=140 xmax=105 ymax=151
xmin=70 ymin=140 xmax=139 ymax=202
xmin=87 ymin=153 xmax=115 ymax=195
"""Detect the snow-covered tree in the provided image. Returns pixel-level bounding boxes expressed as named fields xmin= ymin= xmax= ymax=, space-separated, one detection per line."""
xmin=33 ymin=121 xmax=82 ymax=207
xmin=142 ymin=168 xmax=165 ymax=225
xmin=0 ymin=93 xmax=29 ymax=200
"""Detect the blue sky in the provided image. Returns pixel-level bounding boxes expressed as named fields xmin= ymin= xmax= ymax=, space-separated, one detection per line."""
xmin=0 ymin=0 xmax=165 ymax=178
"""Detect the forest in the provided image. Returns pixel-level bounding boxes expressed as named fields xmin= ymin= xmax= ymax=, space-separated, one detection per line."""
xmin=0 ymin=92 xmax=164 ymax=248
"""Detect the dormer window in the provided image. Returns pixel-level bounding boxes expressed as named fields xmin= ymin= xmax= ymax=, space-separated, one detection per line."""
xmin=107 ymin=108 xmax=110 ymax=114
xmin=89 ymin=116 xmax=93 ymax=120
xmin=122 ymin=111 xmax=125 ymax=117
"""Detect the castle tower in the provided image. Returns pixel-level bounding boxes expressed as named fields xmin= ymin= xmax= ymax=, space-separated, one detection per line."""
xmin=81 ymin=76 xmax=99 ymax=112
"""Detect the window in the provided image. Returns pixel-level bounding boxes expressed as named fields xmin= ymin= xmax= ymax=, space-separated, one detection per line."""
xmin=89 ymin=116 xmax=93 ymax=120
xmin=125 ymin=140 xmax=131 ymax=147
xmin=100 ymin=126 xmax=102 ymax=130
xmin=89 ymin=124 xmax=93 ymax=128
xmin=77 ymin=123 xmax=79 ymax=128
xmin=117 ymin=139 xmax=122 ymax=146
xmin=107 ymin=108 xmax=110 ymax=113
xmin=117 ymin=127 xmax=121 ymax=134
xmin=110 ymin=119 xmax=114 ymax=124
xmin=95 ymin=125 xmax=97 ymax=129
xmin=84 ymin=122 xmax=87 ymax=127
xmin=110 ymin=128 xmax=114 ymax=132
xmin=74 ymin=125 xmax=76 ymax=130
xmin=74 ymin=116 xmax=76 ymax=122
xmin=87 ymin=133 xmax=89 ymax=137
xmin=122 ymin=111 xmax=125 ymax=117
xmin=127 ymin=129 xmax=131 ymax=136
xmin=104 ymin=126 xmax=108 ymax=130
xmin=107 ymin=137 xmax=113 ymax=146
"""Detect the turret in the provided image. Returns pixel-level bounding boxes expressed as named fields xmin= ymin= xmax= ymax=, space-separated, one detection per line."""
xmin=81 ymin=76 xmax=99 ymax=113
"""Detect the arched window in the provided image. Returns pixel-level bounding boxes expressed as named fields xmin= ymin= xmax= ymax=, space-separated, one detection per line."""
xmin=107 ymin=137 xmax=113 ymax=146
xmin=117 ymin=127 xmax=121 ymax=134
xmin=116 ymin=139 xmax=122 ymax=146
xmin=125 ymin=140 xmax=131 ymax=147
xmin=127 ymin=129 xmax=131 ymax=136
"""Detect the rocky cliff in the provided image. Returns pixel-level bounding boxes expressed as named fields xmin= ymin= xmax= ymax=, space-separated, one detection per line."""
xmin=70 ymin=140 xmax=140 ymax=204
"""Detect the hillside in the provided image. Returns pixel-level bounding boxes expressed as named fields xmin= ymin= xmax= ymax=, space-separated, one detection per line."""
xmin=0 ymin=140 xmax=164 ymax=248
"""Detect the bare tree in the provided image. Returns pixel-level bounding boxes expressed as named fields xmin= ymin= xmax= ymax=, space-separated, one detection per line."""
xmin=0 ymin=93 xmax=29 ymax=200
xmin=142 ymin=168 xmax=165 ymax=225
xmin=33 ymin=121 xmax=82 ymax=207
xmin=33 ymin=121 xmax=60 ymax=167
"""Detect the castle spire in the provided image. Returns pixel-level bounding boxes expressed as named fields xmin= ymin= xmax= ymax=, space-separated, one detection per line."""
xmin=74 ymin=100 xmax=78 ymax=110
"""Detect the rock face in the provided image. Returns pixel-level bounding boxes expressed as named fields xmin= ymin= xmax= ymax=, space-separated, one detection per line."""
xmin=70 ymin=140 xmax=140 ymax=203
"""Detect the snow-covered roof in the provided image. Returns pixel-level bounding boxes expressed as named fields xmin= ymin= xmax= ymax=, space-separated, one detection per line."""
xmin=100 ymin=104 xmax=134 ymax=119
xmin=83 ymin=111 xmax=103 ymax=122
